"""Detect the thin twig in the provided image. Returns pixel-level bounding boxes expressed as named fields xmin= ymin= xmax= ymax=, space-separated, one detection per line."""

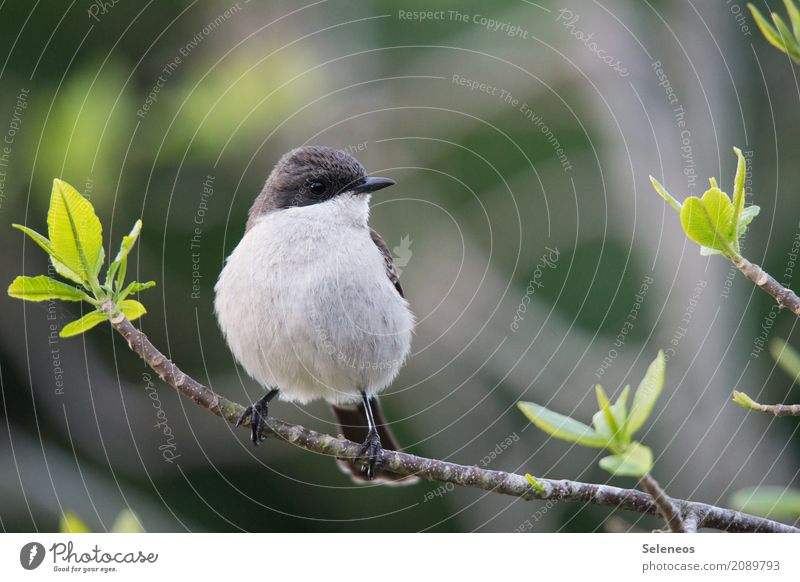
xmin=733 ymin=255 xmax=800 ymax=316
xmin=732 ymin=391 xmax=800 ymax=417
xmin=745 ymin=401 xmax=800 ymax=417
xmin=639 ymin=474 xmax=686 ymax=533
xmin=107 ymin=312 xmax=799 ymax=534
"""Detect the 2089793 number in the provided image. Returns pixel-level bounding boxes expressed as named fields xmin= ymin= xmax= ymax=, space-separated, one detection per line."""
xmin=729 ymin=560 xmax=780 ymax=571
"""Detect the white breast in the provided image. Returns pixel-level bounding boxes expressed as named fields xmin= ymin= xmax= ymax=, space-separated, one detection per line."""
xmin=214 ymin=195 xmax=414 ymax=406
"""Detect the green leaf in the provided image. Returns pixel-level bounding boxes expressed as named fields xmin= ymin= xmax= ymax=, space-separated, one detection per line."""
xmin=117 ymin=280 xmax=156 ymax=302
xmin=517 ymin=401 xmax=609 ymax=447
xmin=772 ymin=13 xmax=800 ymax=60
xmin=699 ymin=245 xmax=724 ymax=256
xmin=60 ymin=310 xmax=107 ymax=337
xmin=525 ymin=473 xmax=546 ymax=494
xmin=60 ymin=511 xmax=91 ymax=533
xmin=595 ymin=385 xmax=621 ymax=440
xmin=679 ymin=188 xmax=735 ymax=255
xmin=598 ymin=442 xmax=653 ymax=477
xmin=110 ymin=509 xmax=144 ymax=533
xmin=106 ymin=219 xmax=142 ymax=290
xmin=750 ymin=4 xmax=788 ymax=51
xmin=785 ymin=0 xmax=800 ymax=37
xmin=612 ymin=386 xmax=630 ymax=423
xmin=8 ymin=275 xmax=90 ymax=302
xmin=770 ymin=338 xmax=800 ymax=384
xmin=47 ymin=179 xmax=103 ymax=285
xmin=626 ymin=351 xmax=665 ymax=437
xmin=611 ymin=385 xmax=630 ymax=437
xmin=119 ymin=299 xmax=147 ymax=321
xmin=591 ymin=408 xmax=613 ymax=441
xmin=649 ymin=176 xmax=682 ymax=212
xmin=737 ymin=205 xmax=761 ymax=238
xmin=730 ymin=147 xmax=746 ymax=249
xmin=12 ymin=224 xmax=55 ymax=256
xmin=730 ymin=486 xmax=800 ymax=519
xmin=12 ymin=224 xmax=85 ymax=285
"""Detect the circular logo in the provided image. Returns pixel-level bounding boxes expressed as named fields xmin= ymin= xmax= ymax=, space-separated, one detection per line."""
xmin=19 ymin=542 xmax=46 ymax=570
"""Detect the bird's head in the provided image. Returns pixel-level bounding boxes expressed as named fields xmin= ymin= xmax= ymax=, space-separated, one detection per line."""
xmin=247 ymin=145 xmax=395 ymax=229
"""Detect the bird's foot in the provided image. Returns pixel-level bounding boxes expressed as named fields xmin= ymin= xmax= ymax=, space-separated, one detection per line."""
xmin=355 ymin=429 xmax=383 ymax=480
xmin=237 ymin=390 xmax=277 ymax=445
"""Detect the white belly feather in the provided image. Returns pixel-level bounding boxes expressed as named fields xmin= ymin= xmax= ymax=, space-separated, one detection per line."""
xmin=214 ymin=195 xmax=414 ymax=405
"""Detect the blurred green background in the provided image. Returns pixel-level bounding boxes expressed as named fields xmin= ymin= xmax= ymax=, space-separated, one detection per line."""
xmin=1 ymin=0 xmax=799 ymax=532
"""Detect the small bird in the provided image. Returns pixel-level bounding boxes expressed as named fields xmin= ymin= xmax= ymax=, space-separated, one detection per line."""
xmin=214 ymin=145 xmax=415 ymax=482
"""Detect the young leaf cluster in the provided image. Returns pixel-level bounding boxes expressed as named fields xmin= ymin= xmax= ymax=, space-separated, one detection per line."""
xmin=517 ymin=351 xmax=665 ymax=477
xmin=749 ymin=0 xmax=800 ymax=63
xmin=8 ymin=179 xmax=153 ymax=337
xmin=650 ymin=148 xmax=760 ymax=259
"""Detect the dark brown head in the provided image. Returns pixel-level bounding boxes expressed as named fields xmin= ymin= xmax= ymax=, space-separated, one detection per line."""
xmin=246 ymin=145 xmax=395 ymax=230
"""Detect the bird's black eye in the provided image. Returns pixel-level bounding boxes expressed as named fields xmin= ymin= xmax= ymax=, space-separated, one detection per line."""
xmin=308 ymin=180 xmax=327 ymax=196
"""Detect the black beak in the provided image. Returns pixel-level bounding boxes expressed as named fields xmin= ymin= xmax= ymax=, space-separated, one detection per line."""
xmin=350 ymin=176 xmax=395 ymax=194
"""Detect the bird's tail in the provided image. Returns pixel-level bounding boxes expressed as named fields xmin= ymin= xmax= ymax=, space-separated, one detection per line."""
xmin=332 ymin=396 xmax=418 ymax=485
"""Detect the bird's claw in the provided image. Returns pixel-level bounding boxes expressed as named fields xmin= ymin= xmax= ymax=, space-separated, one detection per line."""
xmin=237 ymin=394 xmax=271 ymax=445
xmin=355 ymin=429 xmax=383 ymax=480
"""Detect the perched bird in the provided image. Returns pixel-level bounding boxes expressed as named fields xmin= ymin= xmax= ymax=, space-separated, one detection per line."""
xmin=214 ymin=145 xmax=415 ymax=482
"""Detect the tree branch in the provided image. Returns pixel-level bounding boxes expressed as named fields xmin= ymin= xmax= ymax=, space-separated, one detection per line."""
xmin=107 ymin=312 xmax=799 ymax=534
xmin=741 ymin=401 xmax=800 ymax=416
xmin=683 ymin=511 xmax=701 ymax=533
xmin=733 ymin=255 xmax=800 ymax=316
xmin=732 ymin=391 xmax=800 ymax=417
xmin=639 ymin=474 xmax=686 ymax=533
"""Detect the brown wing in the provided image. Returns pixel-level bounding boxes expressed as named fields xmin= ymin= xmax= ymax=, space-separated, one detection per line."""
xmin=369 ymin=227 xmax=404 ymax=298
